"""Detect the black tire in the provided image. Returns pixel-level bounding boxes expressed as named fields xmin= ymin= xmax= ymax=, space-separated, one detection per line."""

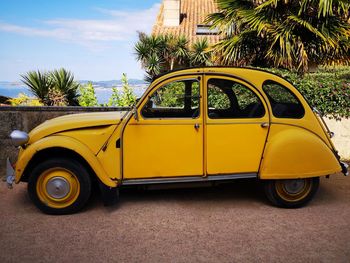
xmin=264 ymin=177 xmax=320 ymax=208
xmin=28 ymin=158 xmax=91 ymax=215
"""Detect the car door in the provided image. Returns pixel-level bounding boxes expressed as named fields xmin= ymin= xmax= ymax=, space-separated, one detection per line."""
xmin=123 ymin=75 xmax=204 ymax=179
xmin=205 ymin=76 xmax=270 ymax=175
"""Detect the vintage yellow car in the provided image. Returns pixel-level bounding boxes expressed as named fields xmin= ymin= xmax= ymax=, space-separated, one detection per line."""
xmin=7 ymin=67 xmax=348 ymax=214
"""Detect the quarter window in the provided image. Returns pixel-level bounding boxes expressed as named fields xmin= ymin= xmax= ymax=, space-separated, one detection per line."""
xmin=207 ymin=78 xmax=265 ymax=119
xmin=263 ymin=80 xmax=305 ymax=118
xmin=141 ymin=79 xmax=200 ymax=118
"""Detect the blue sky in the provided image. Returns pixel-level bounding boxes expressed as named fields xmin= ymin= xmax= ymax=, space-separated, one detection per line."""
xmin=0 ymin=0 xmax=160 ymax=81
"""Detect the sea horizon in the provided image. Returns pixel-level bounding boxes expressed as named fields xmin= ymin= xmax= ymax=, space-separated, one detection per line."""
xmin=0 ymin=82 xmax=148 ymax=104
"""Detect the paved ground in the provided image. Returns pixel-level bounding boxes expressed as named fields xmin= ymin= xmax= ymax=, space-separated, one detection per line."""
xmin=1 ymin=175 xmax=350 ymax=263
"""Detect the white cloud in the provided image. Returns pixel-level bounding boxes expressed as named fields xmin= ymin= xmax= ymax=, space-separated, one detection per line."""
xmin=0 ymin=3 xmax=160 ymax=50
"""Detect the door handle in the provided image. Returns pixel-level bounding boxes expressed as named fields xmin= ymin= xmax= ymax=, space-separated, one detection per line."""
xmin=194 ymin=123 xmax=200 ymax=130
xmin=261 ymin=122 xmax=269 ymax=128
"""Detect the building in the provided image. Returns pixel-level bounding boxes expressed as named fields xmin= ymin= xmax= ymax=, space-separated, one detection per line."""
xmin=152 ymin=0 xmax=222 ymax=45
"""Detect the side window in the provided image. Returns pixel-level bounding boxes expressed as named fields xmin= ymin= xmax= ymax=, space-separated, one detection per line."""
xmin=208 ymin=86 xmax=230 ymax=110
xmin=207 ymin=78 xmax=265 ymax=119
xmin=263 ymin=80 xmax=305 ymax=118
xmin=141 ymin=79 xmax=200 ymax=118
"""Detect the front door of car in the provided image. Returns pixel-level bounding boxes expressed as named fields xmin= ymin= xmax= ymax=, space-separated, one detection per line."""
xmin=123 ymin=75 xmax=204 ymax=179
xmin=204 ymin=76 xmax=270 ymax=175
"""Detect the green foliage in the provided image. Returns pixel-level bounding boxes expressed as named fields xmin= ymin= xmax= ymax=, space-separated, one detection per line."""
xmin=206 ymin=0 xmax=350 ymax=73
xmin=21 ymin=68 xmax=80 ymax=106
xmin=208 ymin=86 xmax=230 ymax=109
xmin=154 ymin=82 xmax=188 ymax=107
xmin=108 ymin=73 xmax=137 ymax=107
xmin=108 ymin=87 xmax=122 ymax=107
xmin=190 ymin=39 xmax=213 ymax=67
xmin=21 ymin=70 xmax=52 ymax=104
xmin=142 ymin=66 xmax=349 ymax=119
xmin=261 ymin=66 xmax=350 ymax=119
xmin=134 ymin=33 xmax=213 ymax=81
xmin=8 ymin=93 xmax=43 ymax=106
xmin=50 ymin=68 xmax=80 ymax=105
xmin=78 ymin=82 xmax=98 ymax=106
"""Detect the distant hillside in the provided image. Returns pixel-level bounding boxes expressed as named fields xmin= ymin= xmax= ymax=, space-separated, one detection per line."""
xmin=79 ymin=79 xmax=147 ymax=88
xmin=0 ymin=79 xmax=147 ymax=88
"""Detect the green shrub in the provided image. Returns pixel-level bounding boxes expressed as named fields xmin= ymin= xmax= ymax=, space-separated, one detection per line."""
xmin=260 ymin=67 xmax=350 ymax=119
xmin=108 ymin=73 xmax=136 ymax=107
xmin=78 ymin=82 xmax=98 ymax=107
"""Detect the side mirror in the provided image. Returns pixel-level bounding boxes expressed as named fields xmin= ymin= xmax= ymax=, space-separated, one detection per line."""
xmin=133 ymin=104 xmax=139 ymax=121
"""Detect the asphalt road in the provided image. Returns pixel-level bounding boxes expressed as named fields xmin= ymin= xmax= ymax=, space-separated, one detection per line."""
xmin=1 ymin=175 xmax=350 ymax=263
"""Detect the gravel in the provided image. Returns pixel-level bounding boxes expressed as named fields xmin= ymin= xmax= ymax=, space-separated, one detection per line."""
xmin=1 ymin=175 xmax=350 ymax=262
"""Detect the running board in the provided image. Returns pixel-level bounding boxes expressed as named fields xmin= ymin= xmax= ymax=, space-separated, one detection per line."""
xmin=122 ymin=173 xmax=257 ymax=186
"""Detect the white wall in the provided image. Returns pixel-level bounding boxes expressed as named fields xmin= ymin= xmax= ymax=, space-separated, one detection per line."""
xmin=325 ymin=118 xmax=350 ymax=160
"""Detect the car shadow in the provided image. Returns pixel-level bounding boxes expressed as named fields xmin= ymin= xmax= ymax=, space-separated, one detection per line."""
xmin=12 ymin=177 xmax=341 ymax=214
xmin=86 ymin=179 xmax=268 ymax=212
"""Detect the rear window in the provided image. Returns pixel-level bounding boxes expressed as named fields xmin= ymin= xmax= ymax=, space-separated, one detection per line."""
xmin=263 ymin=80 xmax=305 ymax=119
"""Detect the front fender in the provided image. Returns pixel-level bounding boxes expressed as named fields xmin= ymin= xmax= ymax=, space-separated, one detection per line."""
xmin=15 ymin=135 xmax=117 ymax=187
xmin=260 ymin=125 xmax=341 ymax=179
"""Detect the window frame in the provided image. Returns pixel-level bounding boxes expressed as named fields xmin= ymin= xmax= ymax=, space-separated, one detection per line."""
xmin=196 ymin=24 xmax=220 ymax=35
xmin=262 ymin=80 xmax=305 ymax=119
xmin=206 ymin=77 xmax=266 ymax=119
xmin=140 ymin=77 xmax=202 ymax=120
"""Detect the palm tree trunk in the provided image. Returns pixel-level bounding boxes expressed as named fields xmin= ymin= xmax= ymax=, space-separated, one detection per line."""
xmin=170 ymin=58 xmax=174 ymax=71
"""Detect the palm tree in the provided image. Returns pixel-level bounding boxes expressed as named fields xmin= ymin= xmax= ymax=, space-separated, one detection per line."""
xmin=190 ymin=38 xmax=212 ymax=67
xmin=21 ymin=68 xmax=80 ymax=106
xmin=135 ymin=33 xmax=190 ymax=81
xmin=135 ymin=34 xmax=166 ymax=81
xmin=206 ymin=0 xmax=350 ymax=72
xmin=21 ymin=70 xmax=53 ymax=105
xmin=162 ymin=34 xmax=189 ymax=70
xmin=51 ymin=68 xmax=80 ymax=105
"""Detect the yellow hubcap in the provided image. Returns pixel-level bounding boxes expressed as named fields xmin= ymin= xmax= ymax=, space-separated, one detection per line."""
xmin=36 ymin=168 xmax=80 ymax=209
xmin=275 ymin=179 xmax=312 ymax=202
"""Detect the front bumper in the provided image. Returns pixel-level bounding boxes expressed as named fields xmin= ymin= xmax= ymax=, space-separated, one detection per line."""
xmin=341 ymin=162 xmax=349 ymax=176
xmin=6 ymin=158 xmax=15 ymax=188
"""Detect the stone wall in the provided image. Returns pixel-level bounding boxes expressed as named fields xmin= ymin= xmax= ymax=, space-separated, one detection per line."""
xmin=0 ymin=107 xmax=349 ymax=180
xmin=0 ymin=106 xmax=129 ymax=178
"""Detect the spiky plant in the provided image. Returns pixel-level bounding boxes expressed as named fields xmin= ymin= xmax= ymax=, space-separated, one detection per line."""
xmin=135 ymin=33 xmax=190 ymax=81
xmin=21 ymin=68 xmax=81 ymax=106
xmin=50 ymin=68 xmax=80 ymax=105
xmin=162 ymin=34 xmax=189 ymax=70
xmin=190 ymin=38 xmax=213 ymax=67
xmin=21 ymin=70 xmax=53 ymax=105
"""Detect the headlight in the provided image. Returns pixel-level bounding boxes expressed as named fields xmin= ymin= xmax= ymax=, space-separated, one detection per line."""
xmin=10 ymin=130 xmax=29 ymax=147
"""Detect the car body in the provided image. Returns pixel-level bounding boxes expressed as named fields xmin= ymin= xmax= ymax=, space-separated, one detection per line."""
xmin=7 ymin=67 xmax=348 ymax=214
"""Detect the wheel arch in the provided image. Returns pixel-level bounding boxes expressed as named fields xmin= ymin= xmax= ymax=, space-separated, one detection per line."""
xmin=15 ymin=136 xmax=117 ymax=187
xmin=22 ymin=147 xmax=91 ymax=180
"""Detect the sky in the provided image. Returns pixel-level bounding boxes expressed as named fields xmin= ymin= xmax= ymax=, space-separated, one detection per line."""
xmin=0 ymin=0 xmax=160 ymax=81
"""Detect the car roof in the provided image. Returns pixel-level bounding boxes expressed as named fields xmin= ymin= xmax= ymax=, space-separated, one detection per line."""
xmin=152 ymin=67 xmax=290 ymax=90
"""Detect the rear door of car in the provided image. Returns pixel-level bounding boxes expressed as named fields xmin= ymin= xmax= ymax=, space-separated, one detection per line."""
xmin=204 ymin=75 xmax=270 ymax=176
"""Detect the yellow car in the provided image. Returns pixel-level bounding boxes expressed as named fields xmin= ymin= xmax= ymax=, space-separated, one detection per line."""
xmin=7 ymin=67 xmax=348 ymax=214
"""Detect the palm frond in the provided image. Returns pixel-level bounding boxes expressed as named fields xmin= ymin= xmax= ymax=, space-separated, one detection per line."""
xmin=20 ymin=70 xmax=53 ymax=105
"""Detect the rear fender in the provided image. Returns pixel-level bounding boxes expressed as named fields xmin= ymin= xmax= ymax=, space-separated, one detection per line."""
xmin=260 ymin=125 xmax=341 ymax=179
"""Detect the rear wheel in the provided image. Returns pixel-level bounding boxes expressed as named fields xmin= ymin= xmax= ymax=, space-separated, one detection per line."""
xmin=28 ymin=158 xmax=91 ymax=214
xmin=264 ymin=177 xmax=319 ymax=208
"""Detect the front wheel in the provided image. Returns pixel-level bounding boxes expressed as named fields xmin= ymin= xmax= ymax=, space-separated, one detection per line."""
xmin=264 ymin=177 xmax=320 ymax=208
xmin=28 ymin=158 xmax=91 ymax=214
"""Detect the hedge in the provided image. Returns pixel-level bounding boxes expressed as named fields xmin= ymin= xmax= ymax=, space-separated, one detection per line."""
xmin=261 ymin=67 xmax=350 ymax=120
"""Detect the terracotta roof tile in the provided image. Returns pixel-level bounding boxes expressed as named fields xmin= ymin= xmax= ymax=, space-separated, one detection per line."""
xmin=152 ymin=0 xmax=222 ymax=46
